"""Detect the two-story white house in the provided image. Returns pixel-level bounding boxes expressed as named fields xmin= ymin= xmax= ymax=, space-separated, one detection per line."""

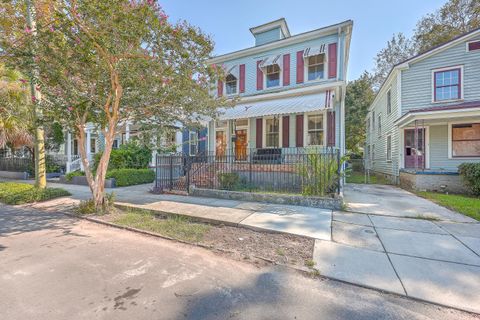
xmin=366 ymin=28 xmax=480 ymax=193
xmin=184 ymin=18 xmax=353 ymax=160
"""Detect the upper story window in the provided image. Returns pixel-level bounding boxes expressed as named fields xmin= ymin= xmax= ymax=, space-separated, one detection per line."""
xmin=377 ymin=114 xmax=382 ymax=137
xmin=372 ymin=111 xmax=375 ymax=131
xmin=225 ymin=74 xmax=237 ymax=95
xmin=433 ymin=68 xmax=462 ymax=102
xmin=266 ymin=64 xmax=280 ymax=88
xmin=467 ymin=40 xmax=480 ymax=52
xmin=307 ymin=114 xmax=324 ymax=146
xmin=387 ymin=89 xmax=392 ymax=115
xmin=307 ymin=54 xmax=325 ymax=81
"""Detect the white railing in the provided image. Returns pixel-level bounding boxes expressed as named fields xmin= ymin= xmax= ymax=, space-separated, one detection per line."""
xmin=66 ymin=155 xmax=82 ymax=173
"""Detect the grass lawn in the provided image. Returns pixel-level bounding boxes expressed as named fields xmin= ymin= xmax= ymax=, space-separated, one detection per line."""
xmin=346 ymin=172 xmax=391 ymax=185
xmin=0 ymin=182 xmax=71 ymax=205
xmin=417 ymin=191 xmax=480 ymax=221
xmin=113 ymin=209 xmax=210 ymax=242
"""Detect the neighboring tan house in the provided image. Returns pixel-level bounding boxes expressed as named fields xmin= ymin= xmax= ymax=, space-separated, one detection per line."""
xmin=366 ymin=28 xmax=480 ymax=193
xmin=183 ymin=18 xmax=353 ymax=159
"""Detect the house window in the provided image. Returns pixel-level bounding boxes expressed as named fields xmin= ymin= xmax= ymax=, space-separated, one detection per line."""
xmin=434 ymin=68 xmax=461 ymax=101
xmin=112 ymin=139 xmax=119 ymax=149
xmin=265 ymin=118 xmax=280 ymax=147
xmin=387 ymin=89 xmax=392 ymax=115
xmin=467 ymin=41 xmax=480 ymax=52
xmin=307 ymin=114 xmax=324 ymax=146
xmin=452 ymin=123 xmax=480 ymax=157
xmin=372 ymin=144 xmax=375 ymax=163
xmin=266 ymin=64 xmax=280 ymax=88
xmin=378 ymin=114 xmax=382 ymax=137
xmin=372 ymin=111 xmax=375 ymax=132
xmin=90 ymin=138 xmax=96 ymax=154
xmin=189 ymin=131 xmax=198 ymax=155
xmin=307 ymin=54 xmax=325 ymax=81
xmin=366 ymin=117 xmax=370 ymax=135
xmin=386 ymin=135 xmax=392 ymax=162
xmin=225 ymin=74 xmax=237 ymax=95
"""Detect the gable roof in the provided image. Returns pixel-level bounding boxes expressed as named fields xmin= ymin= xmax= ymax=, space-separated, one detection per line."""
xmin=369 ymin=27 xmax=480 ymax=111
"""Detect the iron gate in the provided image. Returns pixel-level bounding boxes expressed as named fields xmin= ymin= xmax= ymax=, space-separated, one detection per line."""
xmin=154 ymin=153 xmax=190 ymax=193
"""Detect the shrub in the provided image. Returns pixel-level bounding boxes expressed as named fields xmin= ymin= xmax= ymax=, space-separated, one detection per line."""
xmin=458 ymin=163 xmax=480 ymax=196
xmin=64 ymin=170 xmax=85 ymax=182
xmin=94 ymin=142 xmax=151 ymax=171
xmin=0 ymin=182 xmax=70 ymax=205
xmin=106 ymin=168 xmax=155 ymax=187
xmin=76 ymin=192 xmax=115 ymax=215
xmin=218 ymin=172 xmax=240 ymax=190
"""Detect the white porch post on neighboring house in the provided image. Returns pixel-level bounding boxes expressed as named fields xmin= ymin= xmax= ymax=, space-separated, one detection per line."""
xmin=176 ymin=131 xmax=183 ymax=153
xmin=150 ymin=136 xmax=157 ymax=167
xmin=66 ymin=132 xmax=72 ymax=173
xmin=125 ymin=121 xmax=130 ymax=142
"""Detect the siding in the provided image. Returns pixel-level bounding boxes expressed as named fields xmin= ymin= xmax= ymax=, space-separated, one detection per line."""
xmin=219 ymin=33 xmax=341 ymax=97
xmin=402 ymin=34 xmax=480 ymax=114
xmin=429 ymin=125 xmax=479 ymax=171
xmin=367 ymin=76 xmax=400 ymax=177
xmin=255 ymin=28 xmax=282 ymax=46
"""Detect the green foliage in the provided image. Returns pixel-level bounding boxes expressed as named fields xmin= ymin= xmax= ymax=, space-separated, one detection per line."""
xmin=296 ymin=151 xmax=346 ymax=196
xmin=0 ymin=182 xmax=70 ymax=205
xmin=64 ymin=170 xmax=85 ymax=182
xmin=345 ymin=72 xmax=375 ymax=153
xmin=218 ymin=172 xmax=240 ymax=190
xmin=94 ymin=142 xmax=151 ymax=171
xmin=45 ymin=122 xmax=64 ymax=153
xmin=76 ymin=192 xmax=115 ymax=215
xmin=414 ymin=0 xmax=480 ymax=53
xmin=106 ymin=168 xmax=155 ymax=187
xmin=458 ymin=163 xmax=480 ymax=196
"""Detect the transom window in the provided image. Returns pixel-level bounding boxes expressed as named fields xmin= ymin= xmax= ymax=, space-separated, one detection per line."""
xmin=265 ymin=118 xmax=280 ymax=147
xmin=225 ymin=74 xmax=237 ymax=95
xmin=434 ymin=68 xmax=461 ymax=101
xmin=266 ymin=64 xmax=280 ymax=88
xmin=452 ymin=123 xmax=480 ymax=157
xmin=307 ymin=54 xmax=325 ymax=81
xmin=307 ymin=114 xmax=324 ymax=146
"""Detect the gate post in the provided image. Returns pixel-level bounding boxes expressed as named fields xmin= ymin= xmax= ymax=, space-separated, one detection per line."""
xmin=169 ymin=155 xmax=173 ymax=191
xmin=186 ymin=154 xmax=191 ymax=194
xmin=337 ymin=149 xmax=341 ymax=195
xmin=155 ymin=153 xmax=159 ymax=189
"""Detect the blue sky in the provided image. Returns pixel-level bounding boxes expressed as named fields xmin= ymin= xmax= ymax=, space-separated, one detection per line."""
xmin=160 ymin=0 xmax=447 ymax=81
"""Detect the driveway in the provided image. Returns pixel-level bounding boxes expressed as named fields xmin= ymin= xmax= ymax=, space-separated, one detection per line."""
xmin=314 ymin=183 xmax=480 ymax=313
xmin=0 ymin=204 xmax=477 ymax=320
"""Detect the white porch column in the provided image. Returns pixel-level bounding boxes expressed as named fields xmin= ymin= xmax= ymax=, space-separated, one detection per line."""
xmin=66 ymin=132 xmax=72 ymax=173
xmin=86 ymin=129 xmax=91 ymax=162
xmin=150 ymin=136 xmax=157 ymax=167
xmin=175 ymin=131 xmax=183 ymax=153
xmin=125 ymin=121 xmax=130 ymax=142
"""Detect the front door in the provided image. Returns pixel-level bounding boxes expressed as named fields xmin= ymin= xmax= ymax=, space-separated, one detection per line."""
xmin=404 ymin=129 xmax=425 ymax=169
xmin=235 ymin=129 xmax=247 ymax=161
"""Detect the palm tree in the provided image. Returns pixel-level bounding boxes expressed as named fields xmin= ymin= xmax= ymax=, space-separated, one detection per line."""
xmin=0 ymin=65 xmax=33 ymax=152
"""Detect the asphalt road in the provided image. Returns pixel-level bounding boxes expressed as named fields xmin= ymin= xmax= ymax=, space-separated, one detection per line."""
xmin=0 ymin=204 xmax=478 ymax=320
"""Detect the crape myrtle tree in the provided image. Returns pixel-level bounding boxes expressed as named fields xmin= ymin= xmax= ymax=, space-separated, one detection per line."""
xmin=1 ymin=0 xmax=229 ymax=210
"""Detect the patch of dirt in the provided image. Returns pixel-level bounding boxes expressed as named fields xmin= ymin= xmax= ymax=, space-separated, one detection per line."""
xmin=200 ymin=224 xmax=314 ymax=269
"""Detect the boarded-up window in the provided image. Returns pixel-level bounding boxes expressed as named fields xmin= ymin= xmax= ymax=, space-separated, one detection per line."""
xmin=452 ymin=123 xmax=480 ymax=157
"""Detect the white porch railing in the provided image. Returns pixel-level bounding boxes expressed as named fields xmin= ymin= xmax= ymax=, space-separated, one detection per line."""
xmin=66 ymin=155 xmax=82 ymax=173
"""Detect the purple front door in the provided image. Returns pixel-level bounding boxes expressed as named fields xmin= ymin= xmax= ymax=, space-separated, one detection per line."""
xmin=404 ymin=129 xmax=425 ymax=169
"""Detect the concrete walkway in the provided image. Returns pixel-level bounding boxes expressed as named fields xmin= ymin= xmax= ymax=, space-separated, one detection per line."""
xmin=317 ymin=183 xmax=480 ymax=313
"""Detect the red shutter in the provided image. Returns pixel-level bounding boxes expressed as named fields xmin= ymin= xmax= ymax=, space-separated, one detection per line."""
xmin=283 ymin=54 xmax=290 ymax=86
xmin=282 ymin=116 xmax=290 ymax=148
xmin=296 ymin=114 xmax=304 ymax=147
xmin=256 ymin=118 xmax=263 ymax=148
xmin=256 ymin=60 xmax=263 ymax=90
xmin=327 ymin=111 xmax=336 ymax=146
xmin=239 ymin=64 xmax=246 ymax=93
xmin=217 ymin=80 xmax=223 ymax=97
xmin=296 ymin=51 xmax=304 ymax=84
xmin=328 ymin=43 xmax=338 ymax=79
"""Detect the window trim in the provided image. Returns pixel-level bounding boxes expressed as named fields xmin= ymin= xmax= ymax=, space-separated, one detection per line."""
xmin=466 ymin=40 xmax=480 ymax=52
xmin=304 ymin=53 xmax=327 ymax=83
xmin=400 ymin=126 xmax=430 ymax=170
xmin=377 ymin=113 xmax=382 ymax=138
xmin=386 ymin=134 xmax=392 ymax=162
xmin=189 ymin=131 xmax=198 ymax=156
xmin=225 ymin=73 xmax=239 ymax=96
xmin=431 ymin=65 xmax=463 ymax=103
xmin=304 ymin=111 xmax=327 ymax=146
xmin=263 ymin=116 xmax=282 ymax=148
xmin=264 ymin=64 xmax=282 ymax=89
xmin=448 ymin=122 xmax=480 ymax=159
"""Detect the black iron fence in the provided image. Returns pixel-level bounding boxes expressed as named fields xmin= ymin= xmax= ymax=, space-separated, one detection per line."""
xmin=154 ymin=147 xmax=341 ymax=197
